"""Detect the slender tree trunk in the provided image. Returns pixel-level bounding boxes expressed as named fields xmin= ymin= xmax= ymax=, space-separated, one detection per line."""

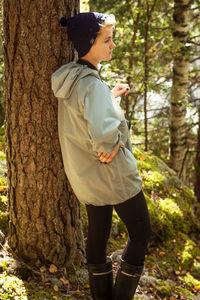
xmin=195 ymin=107 xmax=200 ymax=201
xmin=169 ymin=0 xmax=192 ymax=176
xmin=3 ymin=0 xmax=85 ymax=268
xmin=0 ymin=3 xmax=5 ymax=127
xmin=143 ymin=0 xmax=157 ymax=151
xmin=126 ymin=0 xmax=141 ymax=122
xmin=88 ymin=0 xmax=96 ymax=12
xmin=144 ymin=1 xmax=149 ymax=152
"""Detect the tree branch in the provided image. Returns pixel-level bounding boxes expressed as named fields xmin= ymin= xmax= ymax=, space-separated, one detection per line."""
xmin=190 ymin=56 xmax=200 ymax=63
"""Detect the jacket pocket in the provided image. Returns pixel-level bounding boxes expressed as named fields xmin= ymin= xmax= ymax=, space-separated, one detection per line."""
xmin=118 ymin=147 xmax=138 ymax=176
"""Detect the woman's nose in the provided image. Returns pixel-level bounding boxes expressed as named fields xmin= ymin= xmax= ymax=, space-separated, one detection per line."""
xmin=110 ymin=40 xmax=116 ymax=49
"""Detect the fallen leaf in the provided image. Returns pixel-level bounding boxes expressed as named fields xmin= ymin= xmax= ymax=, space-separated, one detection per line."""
xmin=41 ymin=274 xmax=45 ymax=281
xmin=49 ymin=264 xmax=58 ymax=273
xmin=40 ymin=266 xmax=47 ymax=273
xmin=122 ymin=233 xmax=126 ymax=238
xmin=60 ymin=277 xmax=69 ymax=285
xmin=53 ymin=285 xmax=59 ymax=292
xmin=152 ymin=265 xmax=157 ymax=269
xmin=140 ymin=157 xmax=146 ymax=161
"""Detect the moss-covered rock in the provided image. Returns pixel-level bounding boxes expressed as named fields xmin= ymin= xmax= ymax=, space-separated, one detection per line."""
xmin=132 ymin=148 xmax=200 ymax=243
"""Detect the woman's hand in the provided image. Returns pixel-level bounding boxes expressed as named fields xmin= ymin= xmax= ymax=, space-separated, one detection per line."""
xmin=97 ymin=141 xmax=125 ymax=163
xmin=111 ymin=83 xmax=130 ymax=98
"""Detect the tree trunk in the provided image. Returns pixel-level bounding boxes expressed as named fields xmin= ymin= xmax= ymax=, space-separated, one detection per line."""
xmin=126 ymin=0 xmax=141 ymax=123
xmin=144 ymin=1 xmax=150 ymax=152
xmin=88 ymin=0 xmax=96 ymax=12
xmin=3 ymin=0 xmax=85 ymax=268
xmin=169 ymin=0 xmax=192 ymax=176
xmin=195 ymin=107 xmax=200 ymax=202
xmin=0 ymin=2 xmax=5 ymax=127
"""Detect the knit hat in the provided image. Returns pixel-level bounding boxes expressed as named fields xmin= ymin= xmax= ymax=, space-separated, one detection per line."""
xmin=60 ymin=12 xmax=107 ymax=57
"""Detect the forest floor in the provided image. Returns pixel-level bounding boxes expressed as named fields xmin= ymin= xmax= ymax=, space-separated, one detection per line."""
xmin=0 ymin=138 xmax=200 ymax=299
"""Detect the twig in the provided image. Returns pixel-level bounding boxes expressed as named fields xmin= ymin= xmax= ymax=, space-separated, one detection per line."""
xmin=8 ymin=247 xmax=41 ymax=276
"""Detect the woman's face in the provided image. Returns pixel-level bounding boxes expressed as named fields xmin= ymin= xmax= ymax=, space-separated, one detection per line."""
xmin=89 ymin=25 xmax=116 ymax=63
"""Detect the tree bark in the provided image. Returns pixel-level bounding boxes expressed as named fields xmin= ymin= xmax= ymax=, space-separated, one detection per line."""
xmin=126 ymin=0 xmax=141 ymax=122
xmin=3 ymin=0 xmax=85 ymax=268
xmin=144 ymin=1 xmax=150 ymax=152
xmin=169 ymin=0 xmax=192 ymax=176
xmin=144 ymin=0 xmax=157 ymax=152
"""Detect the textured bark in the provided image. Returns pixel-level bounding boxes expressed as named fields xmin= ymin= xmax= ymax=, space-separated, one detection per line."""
xmin=169 ymin=0 xmax=192 ymax=176
xmin=3 ymin=0 xmax=85 ymax=267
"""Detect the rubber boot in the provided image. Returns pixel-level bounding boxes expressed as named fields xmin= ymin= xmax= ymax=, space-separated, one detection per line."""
xmin=114 ymin=259 xmax=143 ymax=300
xmin=88 ymin=259 xmax=113 ymax=300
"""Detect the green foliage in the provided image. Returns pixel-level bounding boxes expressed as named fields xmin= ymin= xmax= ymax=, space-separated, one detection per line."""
xmin=0 ymin=211 xmax=8 ymax=234
xmin=0 ymin=195 xmax=7 ymax=211
xmin=0 ymin=126 xmax=5 ymax=152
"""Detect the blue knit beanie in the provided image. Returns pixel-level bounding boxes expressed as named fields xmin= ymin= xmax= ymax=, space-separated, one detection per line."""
xmin=60 ymin=12 xmax=106 ymax=57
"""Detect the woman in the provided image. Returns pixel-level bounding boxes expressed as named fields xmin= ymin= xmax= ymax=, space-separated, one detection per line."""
xmin=51 ymin=12 xmax=152 ymax=300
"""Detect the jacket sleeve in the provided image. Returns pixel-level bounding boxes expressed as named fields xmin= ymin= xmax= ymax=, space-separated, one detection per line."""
xmin=83 ymin=80 xmax=121 ymax=153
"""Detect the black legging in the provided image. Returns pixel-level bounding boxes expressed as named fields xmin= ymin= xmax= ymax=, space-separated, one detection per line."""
xmin=86 ymin=190 xmax=152 ymax=266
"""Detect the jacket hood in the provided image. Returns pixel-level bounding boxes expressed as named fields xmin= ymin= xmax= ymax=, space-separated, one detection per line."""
xmin=51 ymin=62 xmax=100 ymax=99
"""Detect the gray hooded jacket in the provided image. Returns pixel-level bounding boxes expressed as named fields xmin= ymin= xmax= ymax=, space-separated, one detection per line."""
xmin=51 ymin=62 xmax=142 ymax=206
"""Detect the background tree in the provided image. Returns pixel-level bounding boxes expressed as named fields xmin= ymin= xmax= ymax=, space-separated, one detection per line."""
xmin=195 ymin=108 xmax=200 ymax=201
xmin=3 ymin=0 xmax=85 ymax=268
xmin=169 ymin=0 xmax=192 ymax=177
xmin=0 ymin=2 xmax=4 ymax=127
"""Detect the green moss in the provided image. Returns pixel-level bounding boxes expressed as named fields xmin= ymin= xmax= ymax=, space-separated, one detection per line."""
xmin=182 ymin=273 xmax=200 ymax=288
xmin=142 ymin=170 xmax=165 ymax=190
xmin=0 ymin=151 xmax=5 ymax=161
xmin=136 ymin=160 xmax=153 ymax=171
xmin=158 ymin=198 xmax=187 ymax=235
xmin=180 ymin=186 xmax=195 ymax=204
xmin=174 ymin=286 xmax=194 ymax=298
xmin=159 ymin=198 xmax=183 ymax=217
xmin=0 ymin=195 xmax=8 ymax=211
xmin=162 ymin=233 xmax=200 ymax=273
xmin=0 ymin=211 xmax=8 ymax=234
xmin=156 ymin=279 xmax=173 ymax=297
xmin=148 ymin=277 xmax=195 ymax=299
xmin=181 ymin=239 xmax=200 ymax=269
xmin=193 ymin=260 xmax=200 ymax=278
